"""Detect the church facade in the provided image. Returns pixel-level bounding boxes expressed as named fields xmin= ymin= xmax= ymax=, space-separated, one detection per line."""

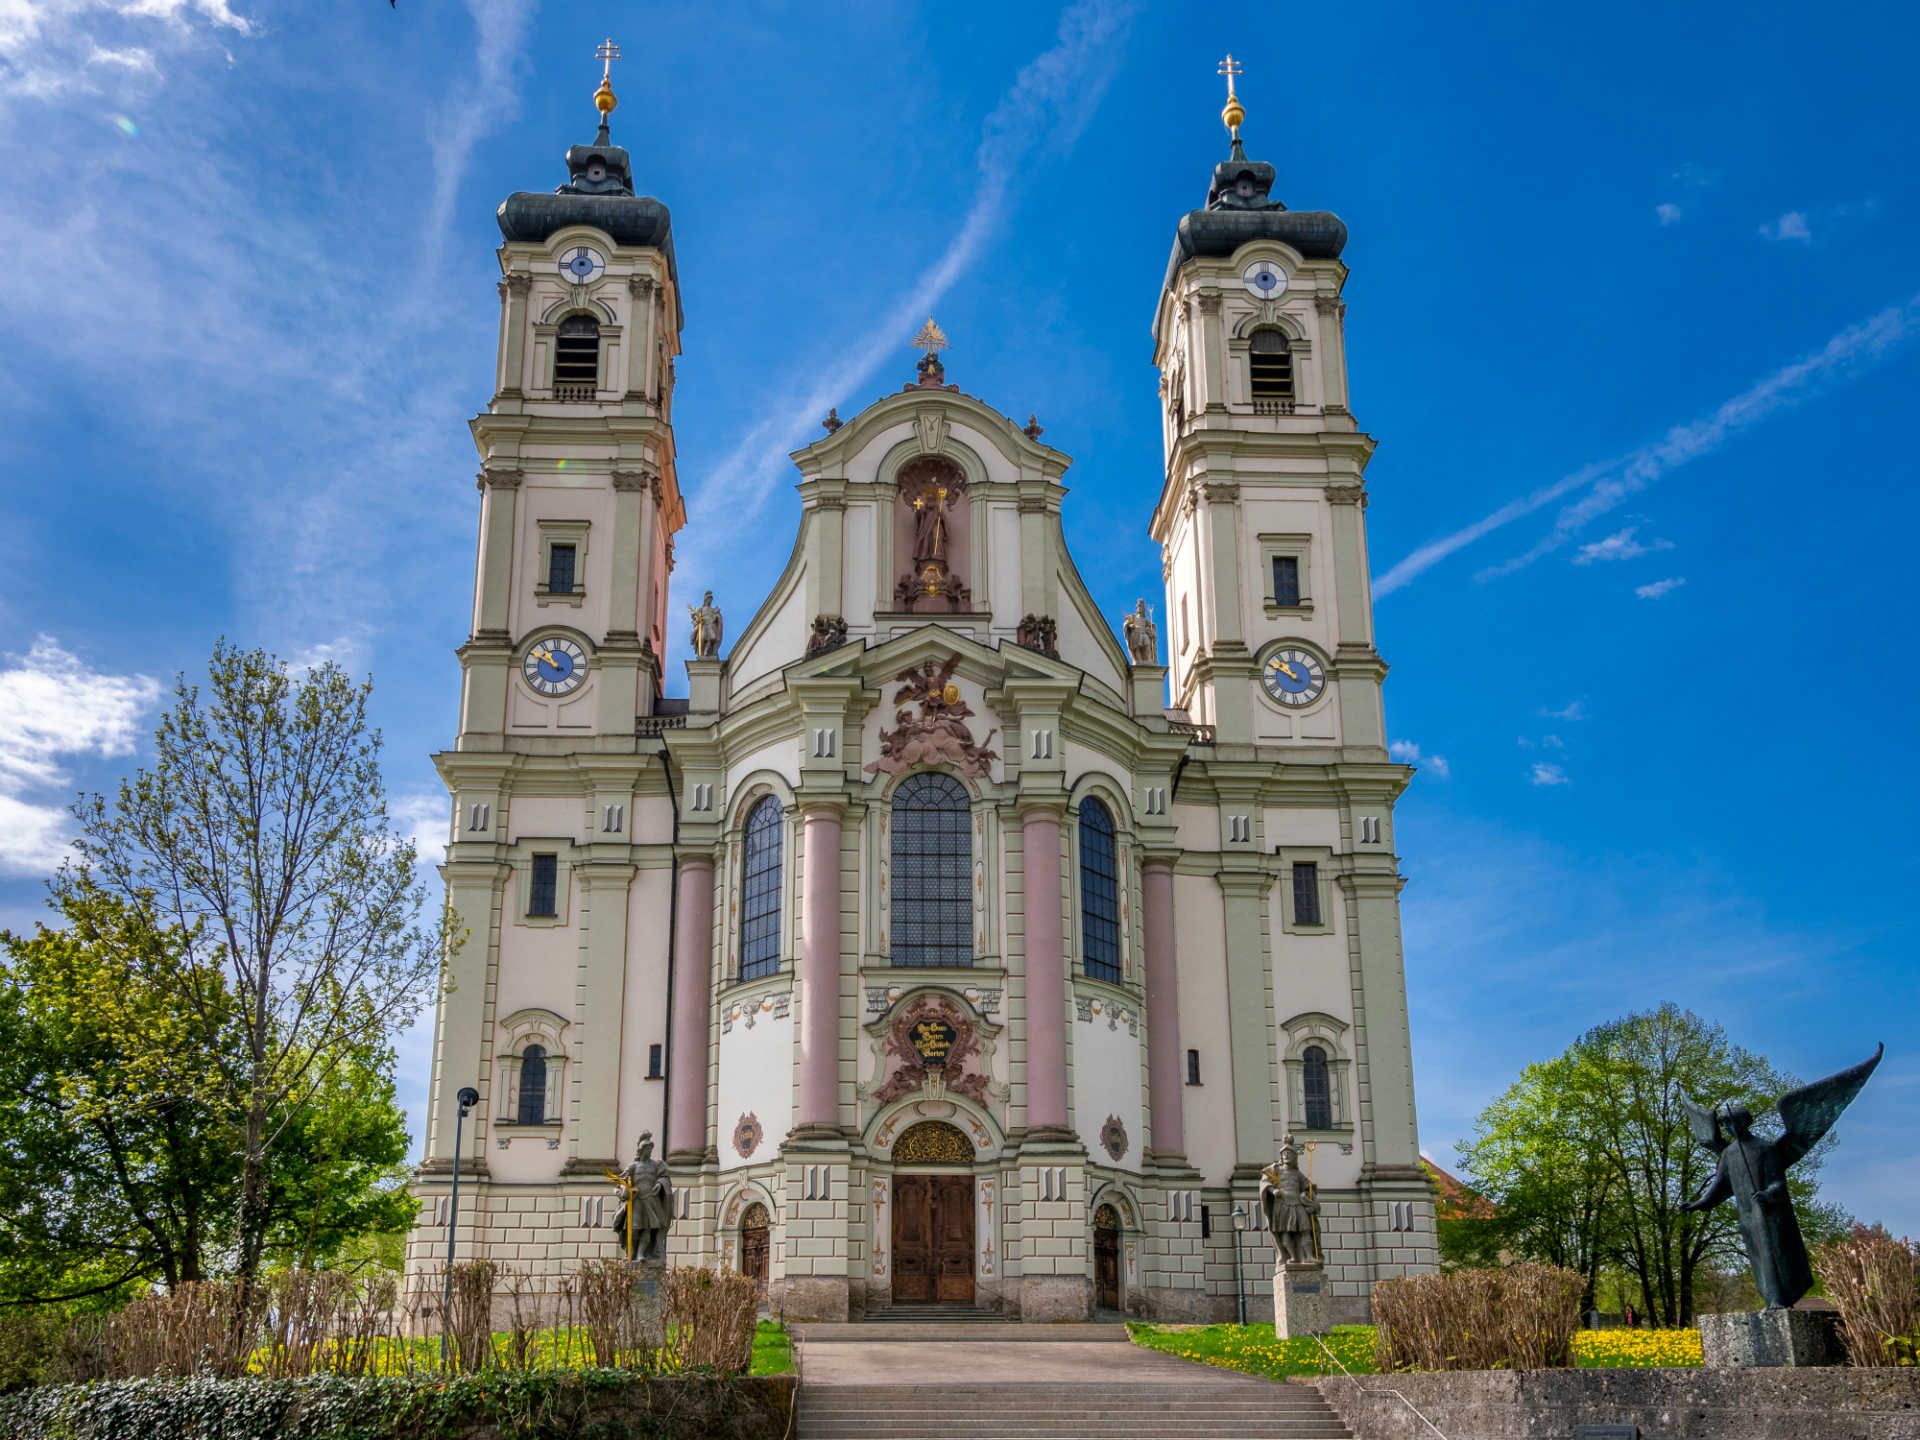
xmin=408 ymin=70 xmax=1438 ymax=1324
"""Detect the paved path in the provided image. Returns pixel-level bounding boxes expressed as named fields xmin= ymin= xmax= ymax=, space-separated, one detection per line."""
xmin=792 ymin=1322 xmax=1352 ymax=1439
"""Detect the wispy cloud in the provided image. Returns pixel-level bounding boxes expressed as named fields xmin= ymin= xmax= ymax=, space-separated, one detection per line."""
xmin=1760 ymin=210 xmax=1812 ymax=244
xmin=391 ymin=792 xmax=451 ymax=869
xmin=1375 ymin=294 xmax=1920 ymax=596
xmin=1390 ymin=740 xmax=1450 ymax=779
xmin=1529 ymin=762 xmax=1570 ymax=788
xmin=674 ymin=0 xmax=1136 ymax=596
xmin=1654 ymin=202 xmax=1683 ymax=227
xmin=1635 ymin=576 xmax=1687 ymax=600
xmin=0 ymin=0 xmax=247 ymax=101
xmin=1573 ymin=526 xmax=1673 ymax=565
xmin=1542 ymin=701 xmax=1586 ymax=722
xmin=0 ymin=636 xmax=161 ymax=877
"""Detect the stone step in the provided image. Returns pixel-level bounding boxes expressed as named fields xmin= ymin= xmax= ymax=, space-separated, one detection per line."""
xmin=797 ymin=1321 xmax=1130 ymax=1342
xmin=795 ymin=1422 xmax=1349 ymax=1439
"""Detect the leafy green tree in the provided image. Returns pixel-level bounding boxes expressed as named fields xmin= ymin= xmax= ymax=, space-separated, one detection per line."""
xmin=55 ymin=641 xmax=445 ymax=1283
xmin=1459 ymin=1004 xmax=1842 ymax=1325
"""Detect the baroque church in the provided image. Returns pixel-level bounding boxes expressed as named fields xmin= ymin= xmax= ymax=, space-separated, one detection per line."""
xmin=408 ymin=55 xmax=1439 ymax=1324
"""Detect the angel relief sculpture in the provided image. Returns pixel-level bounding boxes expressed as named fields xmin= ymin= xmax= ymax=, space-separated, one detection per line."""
xmin=864 ymin=656 xmax=998 ymax=779
xmin=1681 ymin=1043 xmax=1882 ymax=1309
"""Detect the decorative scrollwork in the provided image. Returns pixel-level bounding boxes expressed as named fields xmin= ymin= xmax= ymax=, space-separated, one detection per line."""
xmin=894 ymin=1120 xmax=974 ymax=1166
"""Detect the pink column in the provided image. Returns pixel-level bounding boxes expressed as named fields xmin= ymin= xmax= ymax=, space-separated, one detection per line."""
xmin=796 ymin=806 xmax=842 ymax=1132
xmin=1022 ymin=809 xmax=1070 ymax=1133
xmin=1142 ymin=859 xmax=1186 ymax=1158
xmin=666 ymin=856 xmax=714 ymax=1160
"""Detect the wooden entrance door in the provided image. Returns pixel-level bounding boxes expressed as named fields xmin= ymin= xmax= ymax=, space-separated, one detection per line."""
xmin=740 ymin=1203 xmax=769 ymax=1299
xmin=892 ymin=1175 xmax=975 ymax=1304
xmin=1093 ymin=1205 xmax=1121 ymax=1311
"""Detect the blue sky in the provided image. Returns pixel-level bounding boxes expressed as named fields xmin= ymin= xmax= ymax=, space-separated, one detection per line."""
xmin=2 ymin=1 xmax=1915 ymax=1233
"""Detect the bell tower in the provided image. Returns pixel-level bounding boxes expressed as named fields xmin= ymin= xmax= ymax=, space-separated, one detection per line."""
xmin=458 ymin=38 xmax=686 ymax=749
xmin=1149 ymin=58 xmax=1384 ymax=755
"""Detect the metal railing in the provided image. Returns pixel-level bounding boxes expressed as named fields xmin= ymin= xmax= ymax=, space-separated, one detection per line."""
xmin=635 ymin=714 xmax=688 ymax=738
xmin=1251 ymin=398 xmax=1297 ymax=415
xmin=1308 ymin=1332 xmax=1451 ymax=1440
xmin=1166 ymin=719 xmax=1216 ymax=744
xmin=552 ymin=381 xmax=598 ymax=401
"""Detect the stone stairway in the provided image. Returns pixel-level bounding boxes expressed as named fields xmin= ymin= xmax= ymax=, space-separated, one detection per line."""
xmin=792 ymin=1324 xmax=1353 ymax=1439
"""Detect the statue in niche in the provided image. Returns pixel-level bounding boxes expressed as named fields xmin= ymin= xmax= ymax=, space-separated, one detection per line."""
xmin=1259 ymin=1134 xmax=1321 ymax=1265
xmin=912 ymin=487 xmax=952 ymax=566
xmin=1124 ymin=600 xmax=1158 ymax=664
xmin=895 ymin=455 xmax=968 ymax=612
xmin=688 ymin=591 xmax=722 ymax=659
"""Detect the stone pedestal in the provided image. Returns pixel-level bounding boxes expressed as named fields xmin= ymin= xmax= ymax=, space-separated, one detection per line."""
xmin=628 ymin=1260 xmax=667 ymax=1350
xmin=1699 ymin=1308 xmax=1845 ymax=1368
xmin=1272 ymin=1262 xmax=1326 ymax=1339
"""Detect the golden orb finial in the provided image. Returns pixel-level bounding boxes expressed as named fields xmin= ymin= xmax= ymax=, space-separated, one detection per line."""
xmin=1217 ymin=53 xmax=1245 ymax=138
xmin=594 ymin=38 xmax=621 ymax=122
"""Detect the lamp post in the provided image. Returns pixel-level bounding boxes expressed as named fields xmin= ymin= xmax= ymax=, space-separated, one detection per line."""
xmin=1231 ymin=1202 xmax=1254 ymax=1326
xmin=441 ymin=1085 xmax=480 ymax=1371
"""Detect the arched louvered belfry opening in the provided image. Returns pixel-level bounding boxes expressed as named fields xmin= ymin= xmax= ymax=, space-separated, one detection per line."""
xmin=553 ymin=314 xmax=600 ymax=395
xmin=1249 ymin=328 xmax=1294 ymax=407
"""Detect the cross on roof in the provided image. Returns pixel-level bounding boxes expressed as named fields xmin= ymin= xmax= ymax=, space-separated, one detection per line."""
xmin=597 ymin=37 xmax=622 ymax=80
xmin=1217 ymin=53 xmax=1242 ymax=100
xmin=911 ymin=317 xmax=949 ymax=357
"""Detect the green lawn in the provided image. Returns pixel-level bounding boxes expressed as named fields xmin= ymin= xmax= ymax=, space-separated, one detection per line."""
xmin=1126 ymin=1322 xmax=1377 ymax=1379
xmin=750 ymin=1320 xmax=793 ymax=1375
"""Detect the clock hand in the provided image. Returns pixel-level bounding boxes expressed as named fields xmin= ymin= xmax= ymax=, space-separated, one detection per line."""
xmin=1275 ymin=660 xmax=1300 ymax=681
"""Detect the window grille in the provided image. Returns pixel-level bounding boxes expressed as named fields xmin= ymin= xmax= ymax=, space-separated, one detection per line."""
xmin=518 ymin=1044 xmax=548 ymax=1124
xmin=554 ymin=315 xmax=600 ymax=395
xmin=529 ymin=853 xmax=558 ymax=917
xmin=1249 ymin=330 xmax=1295 ymax=407
xmin=739 ymin=797 xmax=783 ymax=980
xmin=1272 ymin=554 xmax=1301 ymax=607
xmin=1303 ymin=1044 xmax=1333 ymax=1130
xmin=1079 ymin=799 xmax=1121 ymax=982
xmin=889 ymin=772 xmax=972 ymax=967
xmin=547 ymin=543 xmax=577 ymax=595
xmin=1291 ymin=862 xmax=1321 ymax=927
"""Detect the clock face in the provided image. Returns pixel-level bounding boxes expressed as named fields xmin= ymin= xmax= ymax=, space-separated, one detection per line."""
xmin=1243 ymin=260 xmax=1288 ymax=300
xmin=1261 ymin=647 xmax=1326 ymax=707
xmin=559 ymin=246 xmax=606 ymax=284
xmin=523 ymin=636 xmax=589 ymax=696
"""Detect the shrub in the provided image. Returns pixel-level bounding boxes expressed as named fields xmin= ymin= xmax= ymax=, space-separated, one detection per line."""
xmin=1816 ymin=1226 xmax=1920 ymax=1367
xmin=664 ymin=1266 xmax=756 ymax=1374
xmin=1373 ymin=1262 xmax=1583 ymax=1371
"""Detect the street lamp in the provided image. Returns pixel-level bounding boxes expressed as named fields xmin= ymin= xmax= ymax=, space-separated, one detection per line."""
xmin=441 ymin=1085 xmax=480 ymax=1370
xmin=1231 ymin=1202 xmax=1254 ymax=1326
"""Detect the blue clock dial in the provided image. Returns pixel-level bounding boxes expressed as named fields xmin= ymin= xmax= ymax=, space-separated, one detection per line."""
xmin=522 ymin=636 xmax=589 ymax=696
xmin=559 ymin=246 xmax=606 ymax=284
xmin=1261 ymin=647 xmax=1326 ymax=707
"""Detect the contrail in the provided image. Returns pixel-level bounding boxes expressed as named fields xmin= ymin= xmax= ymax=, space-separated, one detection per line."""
xmin=1375 ymin=293 xmax=1920 ymax=597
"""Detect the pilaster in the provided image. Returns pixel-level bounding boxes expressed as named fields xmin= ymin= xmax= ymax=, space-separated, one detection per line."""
xmin=568 ymin=859 xmax=636 ymax=1169
xmin=665 ymin=855 xmax=715 ymax=1164
xmin=1217 ymin=867 xmax=1278 ymax=1169
xmin=425 ymin=859 xmax=504 ymax=1167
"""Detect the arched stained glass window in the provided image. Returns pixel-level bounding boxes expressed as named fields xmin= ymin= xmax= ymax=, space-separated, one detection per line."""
xmin=890 ymin=773 xmax=972 ymax=967
xmin=739 ymin=797 xmax=784 ymax=980
xmin=1079 ymin=798 xmax=1121 ymax=983
xmin=518 ymin=1044 xmax=548 ymax=1125
xmin=1303 ymin=1044 xmax=1333 ymax=1130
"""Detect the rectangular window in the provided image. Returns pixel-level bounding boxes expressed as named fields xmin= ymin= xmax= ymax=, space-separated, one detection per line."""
xmin=647 ymin=1043 xmax=663 ymax=1079
xmin=1291 ymin=862 xmax=1322 ymax=928
xmin=1272 ymin=555 xmax=1301 ymax=608
xmin=1186 ymin=1048 xmax=1202 ymax=1086
xmin=547 ymin=543 xmax=577 ymax=595
xmin=528 ymin=853 xmax=559 ymax=917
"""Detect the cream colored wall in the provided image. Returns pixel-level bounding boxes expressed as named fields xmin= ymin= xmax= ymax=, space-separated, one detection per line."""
xmin=615 ymin=865 xmax=672 ymax=1156
xmin=1171 ymin=871 xmax=1235 ymax=1185
xmin=1070 ymin=1005 xmax=1145 ymax=1174
xmin=716 ymin=1006 xmax=794 ymax=1170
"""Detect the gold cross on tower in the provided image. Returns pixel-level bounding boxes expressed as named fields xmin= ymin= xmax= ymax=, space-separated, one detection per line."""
xmin=594 ymin=38 xmax=621 ymax=122
xmin=1217 ymin=53 xmax=1246 ymax=140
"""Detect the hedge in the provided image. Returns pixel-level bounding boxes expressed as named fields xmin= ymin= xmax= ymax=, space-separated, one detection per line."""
xmin=0 ymin=1370 xmax=797 ymax=1440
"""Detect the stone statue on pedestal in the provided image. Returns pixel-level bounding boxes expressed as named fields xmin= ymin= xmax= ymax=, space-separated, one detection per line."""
xmin=1259 ymin=1135 xmax=1321 ymax=1264
xmin=605 ymin=1131 xmax=675 ymax=1264
xmin=688 ymin=592 xmax=722 ymax=659
xmin=1123 ymin=600 xmax=1158 ymax=665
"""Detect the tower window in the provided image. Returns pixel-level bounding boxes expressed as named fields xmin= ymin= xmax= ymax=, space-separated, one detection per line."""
xmin=1249 ymin=330 xmax=1294 ymax=410
xmin=1291 ymin=862 xmax=1321 ymax=928
xmin=739 ymin=796 xmax=784 ymax=980
xmin=547 ymin=543 xmax=577 ymax=595
xmin=890 ymin=772 xmax=973 ymax=967
xmin=1272 ymin=555 xmax=1301 ymax=608
xmin=517 ymin=1044 xmax=548 ymax=1124
xmin=647 ymin=1043 xmax=663 ymax=1079
xmin=528 ymin=853 xmax=559 ymax=917
xmin=1187 ymin=1048 xmax=1202 ymax=1086
xmin=1079 ymin=798 xmax=1121 ymax=983
xmin=554 ymin=315 xmax=600 ymax=397
xmin=1302 ymin=1044 xmax=1333 ymax=1130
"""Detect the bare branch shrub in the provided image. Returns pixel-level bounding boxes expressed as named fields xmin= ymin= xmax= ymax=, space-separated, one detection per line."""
xmin=1816 ymin=1226 xmax=1920 ymax=1366
xmin=444 ymin=1259 xmax=499 ymax=1373
xmin=664 ymin=1265 xmax=757 ymax=1375
xmin=1375 ymin=1262 xmax=1583 ymax=1371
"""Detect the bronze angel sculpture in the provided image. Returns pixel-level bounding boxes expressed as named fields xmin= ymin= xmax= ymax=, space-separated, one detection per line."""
xmin=1681 ymin=1043 xmax=1882 ymax=1309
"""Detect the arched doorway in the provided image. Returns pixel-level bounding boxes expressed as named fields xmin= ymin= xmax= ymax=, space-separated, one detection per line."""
xmin=1093 ymin=1203 xmax=1122 ymax=1312
xmin=891 ymin=1121 xmax=975 ymax=1306
xmin=740 ymin=1203 xmax=770 ymax=1299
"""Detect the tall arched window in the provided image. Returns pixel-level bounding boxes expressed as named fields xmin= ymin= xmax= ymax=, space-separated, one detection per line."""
xmin=1302 ymin=1044 xmax=1332 ymax=1130
xmin=739 ymin=797 xmax=784 ymax=980
xmin=1079 ymin=798 xmax=1121 ymax=983
xmin=890 ymin=772 xmax=972 ymax=967
xmin=554 ymin=314 xmax=600 ymax=396
xmin=1249 ymin=329 xmax=1294 ymax=408
xmin=518 ymin=1044 xmax=548 ymax=1125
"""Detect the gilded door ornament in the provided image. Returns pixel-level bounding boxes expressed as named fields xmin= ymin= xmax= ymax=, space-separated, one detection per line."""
xmin=893 ymin=1120 xmax=974 ymax=1165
